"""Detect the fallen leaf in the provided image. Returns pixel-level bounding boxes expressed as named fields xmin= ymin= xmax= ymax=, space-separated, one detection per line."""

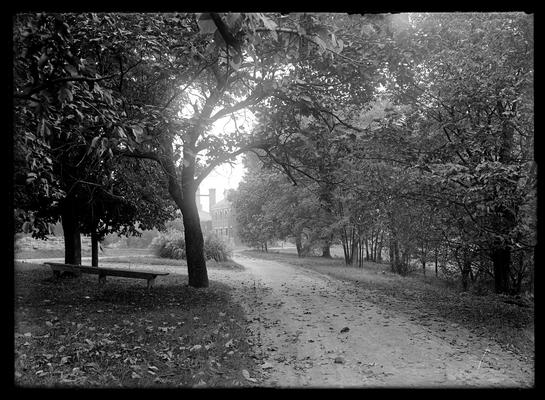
xmin=340 ymin=327 xmax=350 ymax=333
xmin=334 ymin=356 xmax=345 ymax=364
xmin=190 ymin=344 xmax=202 ymax=352
xmin=261 ymin=362 xmax=273 ymax=370
xmin=131 ymin=372 xmax=141 ymax=379
xmin=242 ymin=369 xmax=257 ymax=382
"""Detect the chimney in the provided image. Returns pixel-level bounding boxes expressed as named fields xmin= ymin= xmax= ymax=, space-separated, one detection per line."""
xmin=209 ymin=188 xmax=216 ymax=209
xmin=196 ymin=187 xmax=202 ymax=211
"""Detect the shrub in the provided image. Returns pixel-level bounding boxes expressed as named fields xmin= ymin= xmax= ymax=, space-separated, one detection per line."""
xmin=151 ymin=229 xmax=186 ymax=260
xmin=204 ymin=234 xmax=232 ymax=262
xmin=151 ymin=230 xmax=232 ymax=261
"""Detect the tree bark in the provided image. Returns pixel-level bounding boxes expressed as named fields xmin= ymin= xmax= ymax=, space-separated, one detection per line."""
xmin=295 ymin=235 xmax=303 ymax=257
xmin=491 ymin=246 xmax=511 ymax=294
xmin=181 ymin=184 xmax=209 ymax=288
xmin=434 ymin=248 xmax=439 ymax=277
xmin=61 ymin=196 xmax=81 ymax=266
xmin=390 ymin=236 xmax=402 ymax=274
xmin=91 ymin=232 xmax=99 ymax=267
xmin=377 ymin=232 xmax=383 ymax=263
xmin=163 ymin=153 xmax=208 ymax=288
xmin=321 ymin=243 xmax=332 ymax=258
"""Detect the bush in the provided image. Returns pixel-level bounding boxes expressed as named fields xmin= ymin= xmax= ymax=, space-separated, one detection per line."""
xmin=151 ymin=229 xmax=186 ymax=260
xmin=204 ymin=234 xmax=232 ymax=262
xmin=151 ymin=230 xmax=232 ymax=261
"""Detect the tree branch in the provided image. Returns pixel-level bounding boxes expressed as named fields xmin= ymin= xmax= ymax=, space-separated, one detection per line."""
xmin=195 ymin=142 xmax=268 ymax=186
xmin=208 ymin=89 xmax=265 ymax=123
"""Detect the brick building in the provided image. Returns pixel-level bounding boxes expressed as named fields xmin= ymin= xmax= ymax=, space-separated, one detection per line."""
xmin=209 ymin=190 xmax=240 ymax=247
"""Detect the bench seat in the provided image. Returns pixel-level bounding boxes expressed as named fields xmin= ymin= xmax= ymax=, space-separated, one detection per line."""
xmin=45 ymin=262 xmax=169 ymax=290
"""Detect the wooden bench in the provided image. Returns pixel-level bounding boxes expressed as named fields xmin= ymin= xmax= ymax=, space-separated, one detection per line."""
xmin=44 ymin=262 xmax=169 ymax=290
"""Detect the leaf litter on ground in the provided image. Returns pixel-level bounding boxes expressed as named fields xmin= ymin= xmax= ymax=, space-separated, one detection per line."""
xmin=14 ymin=262 xmax=263 ymax=388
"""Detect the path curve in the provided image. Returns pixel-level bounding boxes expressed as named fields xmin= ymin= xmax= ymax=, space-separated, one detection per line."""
xmin=222 ymin=253 xmax=533 ymax=388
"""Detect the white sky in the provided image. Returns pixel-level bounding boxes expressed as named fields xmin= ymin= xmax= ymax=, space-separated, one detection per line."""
xmin=198 ymin=155 xmax=245 ymax=212
xmin=178 ymin=86 xmax=256 ymax=212
xmin=196 ymin=111 xmax=252 ymax=212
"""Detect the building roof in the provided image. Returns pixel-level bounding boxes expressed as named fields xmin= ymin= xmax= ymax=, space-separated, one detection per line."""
xmin=210 ymin=198 xmax=231 ymax=211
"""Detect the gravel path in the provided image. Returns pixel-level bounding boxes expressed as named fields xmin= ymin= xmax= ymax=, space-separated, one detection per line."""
xmin=223 ymin=253 xmax=534 ymax=388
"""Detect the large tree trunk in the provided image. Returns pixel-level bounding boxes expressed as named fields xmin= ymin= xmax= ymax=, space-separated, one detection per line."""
xmin=164 ymin=151 xmax=208 ymax=288
xmin=181 ymin=185 xmax=209 ymax=288
xmin=61 ymin=197 xmax=81 ymax=266
xmin=491 ymin=246 xmax=511 ymax=294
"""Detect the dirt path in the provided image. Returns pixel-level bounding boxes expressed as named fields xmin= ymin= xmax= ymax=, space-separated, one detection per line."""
xmin=221 ymin=253 xmax=533 ymax=388
xmin=20 ymin=253 xmax=533 ymax=387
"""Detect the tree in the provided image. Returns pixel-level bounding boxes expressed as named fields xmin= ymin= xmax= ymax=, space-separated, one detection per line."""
xmin=391 ymin=13 xmax=535 ymax=293
xmin=13 ymin=13 xmax=176 ymax=266
xmin=95 ymin=12 xmax=350 ymax=286
xmin=232 ymin=154 xmax=326 ymax=256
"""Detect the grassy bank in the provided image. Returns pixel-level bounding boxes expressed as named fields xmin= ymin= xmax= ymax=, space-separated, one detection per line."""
xmin=241 ymin=250 xmax=534 ymax=361
xmin=14 ymin=262 xmax=261 ymax=388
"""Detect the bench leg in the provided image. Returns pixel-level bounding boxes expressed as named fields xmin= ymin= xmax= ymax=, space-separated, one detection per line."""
xmin=98 ymin=273 xmax=107 ymax=285
xmin=147 ymin=277 xmax=156 ymax=291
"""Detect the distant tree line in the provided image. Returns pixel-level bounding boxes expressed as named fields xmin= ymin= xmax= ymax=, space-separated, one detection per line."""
xmin=230 ymin=13 xmax=535 ymax=295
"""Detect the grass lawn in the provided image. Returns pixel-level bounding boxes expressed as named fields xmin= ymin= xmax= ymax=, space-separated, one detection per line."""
xmin=14 ymin=261 xmax=261 ymax=388
xmin=242 ymin=250 xmax=535 ymax=361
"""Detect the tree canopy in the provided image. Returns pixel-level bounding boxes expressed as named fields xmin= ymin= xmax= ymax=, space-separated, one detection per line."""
xmin=13 ymin=12 xmax=534 ymax=293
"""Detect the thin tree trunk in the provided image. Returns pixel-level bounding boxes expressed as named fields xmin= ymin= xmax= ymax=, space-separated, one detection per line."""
xmin=341 ymin=228 xmax=350 ymax=265
xmin=350 ymin=227 xmax=357 ymax=265
xmin=91 ymin=232 xmax=99 ymax=267
xmin=321 ymin=243 xmax=332 ymax=258
xmin=434 ymin=247 xmax=439 ymax=277
xmin=377 ymin=232 xmax=384 ymax=263
xmin=359 ymin=237 xmax=364 ymax=268
xmin=421 ymin=241 xmax=426 ymax=276
xmin=295 ymin=235 xmax=303 ymax=257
